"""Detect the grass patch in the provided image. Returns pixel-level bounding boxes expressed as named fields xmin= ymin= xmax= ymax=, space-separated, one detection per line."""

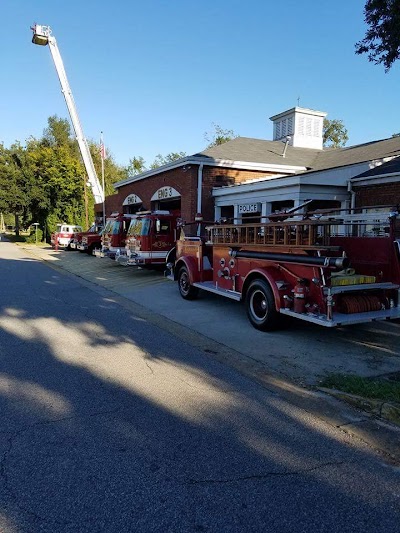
xmin=4 ymin=233 xmax=47 ymax=245
xmin=321 ymin=373 xmax=400 ymax=403
xmin=4 ymin=234 xmax=27 ymax=243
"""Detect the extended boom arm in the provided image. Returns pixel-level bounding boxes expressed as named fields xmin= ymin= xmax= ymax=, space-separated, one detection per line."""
xmin=31 ymin=24 xmax=104 ymax=204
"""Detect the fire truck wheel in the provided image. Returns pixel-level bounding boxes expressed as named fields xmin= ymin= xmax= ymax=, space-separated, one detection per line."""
xmin=178 ymin=267 xmax=199 ymax=300
xmin=246 ymin=279 xmax=278 ymax=331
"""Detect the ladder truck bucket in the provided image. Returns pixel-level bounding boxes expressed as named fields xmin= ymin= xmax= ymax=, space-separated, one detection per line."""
xmin=31 ymin=25 xmax=50 ymax=46
xmin=32 ymin=33 xmax=48 ymax=46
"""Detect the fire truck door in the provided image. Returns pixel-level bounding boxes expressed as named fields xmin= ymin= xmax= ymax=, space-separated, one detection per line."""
xmin=154 ymin=218 xmax=172 ymax=256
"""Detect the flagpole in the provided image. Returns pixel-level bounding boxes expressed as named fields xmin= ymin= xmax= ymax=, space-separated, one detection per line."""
xmin=100 ymin=131 xmax=106 ymax=228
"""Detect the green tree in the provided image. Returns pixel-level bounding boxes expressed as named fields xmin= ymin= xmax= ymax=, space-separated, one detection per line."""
xmin=150 ymin=152 xmax=187 ymax=169
xmin=88 ymin=141 xmax=128 ymax=196
xmin=28 ymin=117 xmax=87 ymax=236
xmin=28 ymin=139 xmax=86 ymax=236
xmin=0 ymin=115 xmax=130 ymax=239
xmin=323 ymin=119 xmax=349 ymax=148
xmin=127 ymin=156 xmax=147 ymax=177
xmin=204 ymin=123 xmax=238 ymax=149
xmin=355 ymin=0 xmax=400 ymax=71
xmin=0 ymin=143 xmax=29 ymax=235
xmin=43 ymin=115 xmax=72 ymax=147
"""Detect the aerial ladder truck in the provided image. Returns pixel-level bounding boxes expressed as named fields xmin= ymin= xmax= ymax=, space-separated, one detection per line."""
xmin=31 ymin=24 xmax=104 ymax=206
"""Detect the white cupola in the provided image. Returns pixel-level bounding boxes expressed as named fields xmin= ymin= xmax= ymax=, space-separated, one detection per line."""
xmin=269 ymin=106 xmax=327 ymax=150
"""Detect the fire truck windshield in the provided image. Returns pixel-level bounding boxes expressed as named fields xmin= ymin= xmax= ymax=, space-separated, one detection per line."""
xmin=104 ymin=219 xmax=121 ymax=235
xmin=127 ymin=218 xmax=151 ymax=237
xmin=104 ymin=220 xmax=113 ymax=233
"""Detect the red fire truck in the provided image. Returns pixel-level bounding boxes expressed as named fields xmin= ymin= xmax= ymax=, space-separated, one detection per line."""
xmin=168 ymin=208 xmax=400 ymax=330
xmin=70 ymin=222 xmax=103 ymax=253
xmin=75 ymin=222 xmax=103 ymax=255
xmin=116 ymin=211 xmax=180 ymax=268
xmin=94 ymin=213 xmax=136 ymax=260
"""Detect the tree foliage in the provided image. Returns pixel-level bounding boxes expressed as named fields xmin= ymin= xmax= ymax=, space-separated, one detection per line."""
xmin=127 ymin=156 xmax=147 ymax=177
xmin=323 ymin=119 xmax=349 ymax=148
xmin=150 ymin=152 xmax=187 ymax=169
xmin=0 ymin=143 xmax=31 ymax=234
xmin=88 ymin=141 xmax=127 ymax=195
xmin=0 ymin=116 xmax=128 ymax=241
xmin=43 ymin=115 xmax=72 ymax=147
xmin=355 ymin=0 xmax=400 ymax=71
xmin=204 ymin=123 xmax=238 ymax=149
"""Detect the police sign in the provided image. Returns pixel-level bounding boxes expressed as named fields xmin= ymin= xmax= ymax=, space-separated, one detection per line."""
xmin=238 ymin=203 xmax=261 ymax=214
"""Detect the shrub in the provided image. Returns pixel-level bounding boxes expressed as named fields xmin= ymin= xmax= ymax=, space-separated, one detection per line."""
xmin=26 ymin=228 xmax=44 ymax=243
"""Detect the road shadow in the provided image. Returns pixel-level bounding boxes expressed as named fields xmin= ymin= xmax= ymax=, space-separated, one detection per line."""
xmin=0 ymin=250 xmax=399 ymax=532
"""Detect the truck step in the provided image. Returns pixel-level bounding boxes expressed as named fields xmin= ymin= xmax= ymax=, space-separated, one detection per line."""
xmin=280 ymin=306 xmax=400 ymax=327
xmin=192 ymin=281 xmax=241 ymax=301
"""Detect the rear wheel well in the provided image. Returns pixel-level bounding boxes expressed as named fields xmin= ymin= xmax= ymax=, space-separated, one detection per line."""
xmin=174 ymin=259 xmax=186 ymax=280
xmin=242 ymin=273 xmax=273 ymax=300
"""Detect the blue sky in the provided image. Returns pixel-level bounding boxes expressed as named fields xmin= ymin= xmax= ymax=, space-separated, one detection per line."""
xmin=2 ymin=0 xmax=400 ymax=168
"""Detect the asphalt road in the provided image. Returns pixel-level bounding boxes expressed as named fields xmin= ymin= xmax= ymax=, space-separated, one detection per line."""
xmin=1 ymin=240 xmax=400 ymax=532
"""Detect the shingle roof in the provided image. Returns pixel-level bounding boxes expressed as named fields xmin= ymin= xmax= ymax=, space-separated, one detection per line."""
xmin=313 ymin=137 xmax=400 ymax=171
xmin=196 ymin=137 xmax=319 ymax=168
xmin=196 ymin=136 xmax=400 ymax=173
xmin=114 ymin=134 xmax=400 ymax=191
xmin=352 ymin=154 xmax=400 ymax=178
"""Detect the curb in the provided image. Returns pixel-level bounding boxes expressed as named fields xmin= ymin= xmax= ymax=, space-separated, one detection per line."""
xmin=318 ymin=388 xmax=400 ymax=427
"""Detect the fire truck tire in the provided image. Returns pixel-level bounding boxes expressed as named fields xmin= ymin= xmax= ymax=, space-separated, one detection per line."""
xmin=178 ymin=266 xmax=199 ymax=300
xmin=246 ymin=279 xmax=278 ymax=331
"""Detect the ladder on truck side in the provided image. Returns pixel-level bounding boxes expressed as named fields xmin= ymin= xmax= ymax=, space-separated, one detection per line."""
xmin=206 ymin=211 xmax=399 ymax=249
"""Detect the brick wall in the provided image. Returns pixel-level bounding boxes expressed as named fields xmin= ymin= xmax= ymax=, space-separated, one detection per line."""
xmin=97 ymin=164 xmax=279 ymax=223
xmin=354 ymin=182 xmax=400 ymax=208
xmin=96 ymin=166 xmax=197 ymax=222
xmin=201 ymin=167 xmax=274 ymax=221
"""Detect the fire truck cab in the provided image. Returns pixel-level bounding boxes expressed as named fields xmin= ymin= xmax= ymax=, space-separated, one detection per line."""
xmin=116 ymin=211 xmax=180 ymax=268
xmin=51 ymin=224 xmax=83 ymax=250
xmin=169 ymin=208 xmax=400 ymax=330
xmin=94 ymin=213 xmax=136 ymax=260
xmin=71 ymin=222 xmax=103 ymax=251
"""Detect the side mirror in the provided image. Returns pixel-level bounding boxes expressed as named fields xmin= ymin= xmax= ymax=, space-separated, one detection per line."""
xmin=156 ymin=219 xmax=161 ymax=233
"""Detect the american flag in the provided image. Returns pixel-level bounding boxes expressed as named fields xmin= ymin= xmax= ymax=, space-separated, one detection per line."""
xmin=100 ymin=142 xmax=106 ymax=160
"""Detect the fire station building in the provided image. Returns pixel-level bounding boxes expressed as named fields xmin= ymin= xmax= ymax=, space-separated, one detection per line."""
xmin=99 ymin=106 xmax=400 ymax=223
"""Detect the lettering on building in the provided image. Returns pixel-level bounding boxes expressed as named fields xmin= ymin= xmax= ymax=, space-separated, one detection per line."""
xmin=238 ymin=203 xmax=261 ymax=214
xmin=151 ymin=186 xmax=180 ymax=202
xmin=123 ymin=194 xmax=142 ymax=206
